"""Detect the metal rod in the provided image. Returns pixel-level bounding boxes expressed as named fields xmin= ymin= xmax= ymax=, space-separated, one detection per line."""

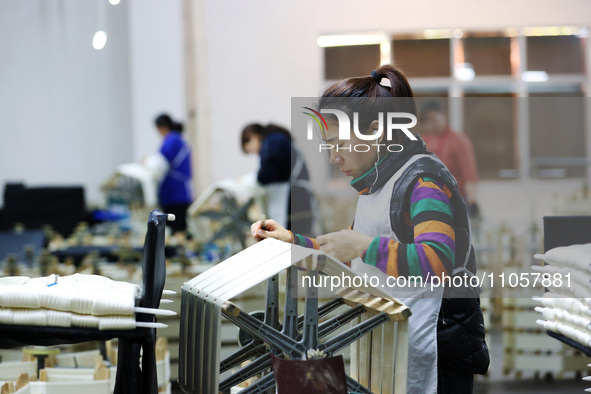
xmin=219 ymin=353 xmax=272 ymax=392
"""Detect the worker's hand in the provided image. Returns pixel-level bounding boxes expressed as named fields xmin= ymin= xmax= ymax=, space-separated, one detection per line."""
xmin=250 ymin=219 xmax=291 ymax=243
xmin=316 ymin=230 xmax=373 ymax=262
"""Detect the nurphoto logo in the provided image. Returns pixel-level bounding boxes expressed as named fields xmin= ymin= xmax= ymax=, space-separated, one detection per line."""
xmin=302 ymin=107 xmax=417 ymax=153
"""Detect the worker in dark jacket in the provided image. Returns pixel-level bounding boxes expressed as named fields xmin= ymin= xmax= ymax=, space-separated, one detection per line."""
xmin=241 ymin=123 xmax=314 ymax=235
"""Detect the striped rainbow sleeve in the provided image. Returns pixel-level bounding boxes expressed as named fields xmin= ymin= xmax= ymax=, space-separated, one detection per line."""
xmin=288 ymin=231 xmax=320 ymax=249
xmin=288 ymin=225 xmax=354 ymax=250
xmin=361 ymin=177 xmax=456 ymax=279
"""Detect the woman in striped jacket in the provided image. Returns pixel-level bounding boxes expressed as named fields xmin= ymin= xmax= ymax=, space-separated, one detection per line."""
xmin=251 ymin=64 xmax=489 ymax=393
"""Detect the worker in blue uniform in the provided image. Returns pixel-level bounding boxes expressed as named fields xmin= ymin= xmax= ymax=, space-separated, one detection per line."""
xmin=146 ymin=113 xmax=193 ymax=234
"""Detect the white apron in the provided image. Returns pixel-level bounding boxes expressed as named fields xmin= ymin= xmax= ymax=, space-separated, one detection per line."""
xmin=264 ymin=182 xmax=290 ymax=228
xmin=351 ymin=154 xmax=443 ymax=393
xmin=263 ymin=146 xmax=316 ymax=231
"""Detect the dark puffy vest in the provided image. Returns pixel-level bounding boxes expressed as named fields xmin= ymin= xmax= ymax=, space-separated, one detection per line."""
xmin=389 ymin=153 xmax=490 ymax=375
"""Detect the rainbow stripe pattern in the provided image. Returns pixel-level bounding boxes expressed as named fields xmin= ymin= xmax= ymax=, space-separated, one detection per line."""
xmin=290 ymin=177 xmax=456 ymax=279
xmin=362 ymin=176 xmax=455 ymax=279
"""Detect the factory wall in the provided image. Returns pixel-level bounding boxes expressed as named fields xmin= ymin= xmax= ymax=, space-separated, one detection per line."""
xmin=0 ymin=0 xmax=185 ymax=206
xmin=127 ymin=0 xmax=185 ymax=164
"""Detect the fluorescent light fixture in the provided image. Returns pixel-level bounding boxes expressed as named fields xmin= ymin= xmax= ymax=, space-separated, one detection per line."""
xmin=523 ymin=25 xmax=580 ymax=37
xmin=454 ymin=63 xmax=475 ymax=81
xmin=423 ymin=29 xmax=453 ymax=39
xmin=109 ymin=0 xmax=120 ymax=4
xmin=317 ymin=33 xmax=386 ymax=47
xmin=92 ymin=30 xmax=107 ymax=50
xmin=522 ymin=71 xmax=549 ymax=82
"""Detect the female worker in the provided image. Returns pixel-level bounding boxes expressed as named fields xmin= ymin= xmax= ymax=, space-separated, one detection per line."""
xmin=242 ymin=123 xmax=314 ymax=235
xmin=251 ymin=65 xmax=488 ymax=393
xmin=145 ymin=113 xmax=193 ymax=235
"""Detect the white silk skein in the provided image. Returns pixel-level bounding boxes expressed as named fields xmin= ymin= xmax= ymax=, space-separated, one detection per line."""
xmin=71 ymin=314 xmax=100 ymax=329
xmin=12 ymin=309 xmax=46 ymax=326
xmin=98 ymin=316 xmax=136 ymax=330
xmin=46 ymin=310 xmax=72 ymax=327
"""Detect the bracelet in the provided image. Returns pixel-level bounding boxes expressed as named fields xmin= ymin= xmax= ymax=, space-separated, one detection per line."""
xmin=288 ymin=230 xmax=295 ymax=244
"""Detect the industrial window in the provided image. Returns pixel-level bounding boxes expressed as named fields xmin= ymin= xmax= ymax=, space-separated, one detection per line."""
xmin=319 ymin=26 xmax=588 ymax=181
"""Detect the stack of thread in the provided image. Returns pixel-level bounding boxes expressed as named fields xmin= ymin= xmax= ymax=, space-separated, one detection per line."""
xmin=0 ymin=273 xmax=172 ymax=330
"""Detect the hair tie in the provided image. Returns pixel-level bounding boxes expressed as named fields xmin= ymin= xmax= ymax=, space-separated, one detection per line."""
xmin=371 ymin=70 xmax=380 ymax=82
xmin=371 ymin=70 xmax=392 ymax=88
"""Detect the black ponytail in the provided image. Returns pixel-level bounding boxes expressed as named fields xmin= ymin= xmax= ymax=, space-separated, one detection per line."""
xmin=155 ymin=113 xmax=184 ymax=133
xmin=319 ymin=64 xmax=417 ymax=146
